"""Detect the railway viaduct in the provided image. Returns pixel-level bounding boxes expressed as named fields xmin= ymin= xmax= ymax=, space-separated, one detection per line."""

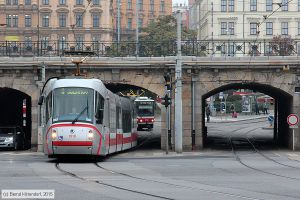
xmin=0 ymin=56 xmax=299 ymax=151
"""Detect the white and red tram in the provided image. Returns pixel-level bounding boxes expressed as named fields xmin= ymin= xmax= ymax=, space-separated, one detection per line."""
xmin=39 ymin=78 xmax=138 ymax=157
xmin=134 ymin=97 xmax=155 ymax=131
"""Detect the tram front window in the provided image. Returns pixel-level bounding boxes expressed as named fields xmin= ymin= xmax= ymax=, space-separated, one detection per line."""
xmin=137 ymin=103 xmax=154 ymax=116
xmin=53 ymin=87 xmax=94 ymax=123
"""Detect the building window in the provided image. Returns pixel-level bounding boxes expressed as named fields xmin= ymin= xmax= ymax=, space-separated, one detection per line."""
xmin=59 ymin=14 xmax=66 ymax=27
xmin=150 ymin=0 xmax=154 ymax=11
xmin=92 ymin=35 xmax=100 ymax=50
xmin=298 ymin=0 xmax=300 ymax=11
xmin=228 ymin=22 xmax=234 ymax=35
xmin=12 ymin=0 xmax=18 ymax=5
xmin=127 ymin=0 xmax=132 ymax=9
xmin=266 ymin=0 xmax=273 ymax=11
xmin=266 ymin=22 xmax=273 ymax=35
xmin=127 ymin=18 xmax=132 ymax=29
xmin=221 ymin=22 xmax=227 ymax=35
xmin=59 ymin=0 xmax=65 ymax=5
xmin=250 ymin=23 xmax=258 ymax=35
xmin=75 ymin=36 xmax=84 ymax=50
xmin=25 ymin=15 xmax=31 ymax=27
xmin=41 ymin=36 xmax=49 ymax=49
xmin=6 ymin=15 xmax=11 ymax=27
xmin=42 ymin=0 xmax=49 ymax=5
xmin=265 ymin=44 xmax=272 ymax=55
xmin=160 ymin=0 xmax=165 ymax=12
xmin=75 ymin=14 xmax=83 ymax=27
xmin=93 ymin=0 xmax=99 ymax=5
xmin=58 ymin=36 xmax=67 ymax=50
xmin=24 ymin=36 xmax=32 ymax=49
xmin=221 ymin=0 xmax=227 ymax=12
xmin=220 ymin=22 xmax=234 ymax=35
xmin=12 ymin=15 xmax=18 ymax=27
xmin=250 ymin=0 xmax=257 ymax=11
xmin=76 ymin=0 xmax=83 ymax=5
xmin=25 ymin=0 xmax=31 ymax=5
xmin=138 ymin=18 xmax=143 ymax=28
xmin=298 ymin=22 xmax=300 ymax=35
xmin=228 ymin=0 xmax=234 ymax=12
xmin=6 ymin=0 xmax=11 ymax=5
xmin=281 ymin=22 xmax=288 ymax=35
xmin=282 ymin=0 xmax=288 ymax=11
xmin=93 ymin=14 xmax=99 ymax=27
xmin=42 ymin=15 xmax=49 ymax=27
xmin=138 ymin=0 xmax=143 ymax=11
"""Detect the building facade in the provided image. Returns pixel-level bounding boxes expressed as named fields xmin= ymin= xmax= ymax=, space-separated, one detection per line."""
xmin=0 ymin=0 xmax=113 ymax=52
xmin=0 ymin=0 xmax=39 ymax=41
xmin=112 ymin=0 xmax=172 ymax=41
xmin=189 ymin=0 xmax=300 ymax=56
xmin=39 ymin=0 xmax=113 ymax=49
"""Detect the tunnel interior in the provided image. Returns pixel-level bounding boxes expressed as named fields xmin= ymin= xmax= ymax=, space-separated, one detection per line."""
xmin=104 ymin=83 xmax=162 ymax=150
xmin=0 ymin=88 xmax=31 ymax=149
xmin=202 ymin=83 xmax=293 ymax=149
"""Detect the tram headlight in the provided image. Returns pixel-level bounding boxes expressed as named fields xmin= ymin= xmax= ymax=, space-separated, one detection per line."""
xmin=151 ymin=119 xmax=155 ymax=122
xmin=139 ymin=119 xmax=143 ymax=123
xmin=88 ymin=130 xmax=94 ymax=140
xmin=51 ymin=130 xmax=57 ymax=140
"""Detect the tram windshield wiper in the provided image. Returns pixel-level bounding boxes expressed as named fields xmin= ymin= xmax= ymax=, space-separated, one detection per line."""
xmin=71 ymin=99 xmax=89 ymax=124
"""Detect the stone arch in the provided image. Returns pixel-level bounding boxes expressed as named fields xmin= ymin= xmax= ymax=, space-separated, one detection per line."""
xmin=200 ymin=82 xmax=293 ymax=148
xmin=0 ymin=74 xmax=40 ymax=149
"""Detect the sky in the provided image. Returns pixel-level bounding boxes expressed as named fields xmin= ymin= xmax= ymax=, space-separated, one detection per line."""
xmin=172 ymin=0 xmax=188 ymax=6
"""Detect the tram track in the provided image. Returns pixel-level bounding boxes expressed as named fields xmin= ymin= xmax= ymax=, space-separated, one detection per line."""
xmin=229 ymin=137 xmax=300 ymax=181
xmin=55 ymin=162 xmax=175 ymax=200
xmin=53 ymin=131 xmax=269 ymax=200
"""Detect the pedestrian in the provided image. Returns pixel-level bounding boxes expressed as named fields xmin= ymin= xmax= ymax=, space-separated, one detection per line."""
xmin=255 ymin=103 xmax=259 ymax=115
xmin=230 ymin=104 xmax=235 ymax=118
xmin=263 ymin=102 xmax=268 ymax=114
xmin=206 ymin=104 xmax=211 ymax=122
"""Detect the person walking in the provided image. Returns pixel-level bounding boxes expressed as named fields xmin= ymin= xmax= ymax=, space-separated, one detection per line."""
xmin=255 ymin=103 xmax=259 ymax=115
xmin=206 ymin=104 xmax=211 ymax=122
xmin=263 ymin=102 xmax=268 ymax=114
xmin=230 ymin=104 xmax=235 ymax=118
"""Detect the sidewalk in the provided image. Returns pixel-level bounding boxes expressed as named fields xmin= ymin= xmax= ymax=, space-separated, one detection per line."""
xmin=207 ymin=111 xmax=274 ymax=123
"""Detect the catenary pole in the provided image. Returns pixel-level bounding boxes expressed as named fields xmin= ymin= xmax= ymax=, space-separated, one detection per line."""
xmin=135 ymin=0 xmax=139 ymax=56
xmin=175 ymin=11 xmax=182 ymax=153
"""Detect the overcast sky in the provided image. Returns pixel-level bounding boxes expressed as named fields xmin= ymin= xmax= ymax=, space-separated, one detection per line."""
xmin=172 ymin=0 xmax=188 ymax=6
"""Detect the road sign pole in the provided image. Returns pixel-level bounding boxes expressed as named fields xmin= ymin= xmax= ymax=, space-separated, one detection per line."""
xmin=293 ymin=128 xmax=295 ymax=151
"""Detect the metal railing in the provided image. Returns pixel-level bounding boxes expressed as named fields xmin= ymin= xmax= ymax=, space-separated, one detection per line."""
xmin=0 ymin=39 xmax=299 ymax=57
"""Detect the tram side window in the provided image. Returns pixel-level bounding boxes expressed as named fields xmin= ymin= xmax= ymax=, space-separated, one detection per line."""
xmin=95 ymin=92 xmax=104 ymax=124
xmin=122 ymin=110 xmax=131 ymax=133
xmin=45 ymin=92 xmax=52 ymax=123
xmin=116 ymin=106 xmax=121 ymax=129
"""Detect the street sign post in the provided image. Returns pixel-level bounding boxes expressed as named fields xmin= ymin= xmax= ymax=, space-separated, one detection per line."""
xmin=287 ymin=114 xmax=299 ymax=151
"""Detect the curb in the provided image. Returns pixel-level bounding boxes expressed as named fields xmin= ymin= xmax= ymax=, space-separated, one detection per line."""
xmin=208 ymin=116 xmax=268 ymax=123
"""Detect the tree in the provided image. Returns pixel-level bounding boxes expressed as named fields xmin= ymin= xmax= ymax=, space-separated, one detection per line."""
xmin=269 ymin=35 xmax=295 ymax=56
xmin=138 ymin=15 xmax=197 ymax=56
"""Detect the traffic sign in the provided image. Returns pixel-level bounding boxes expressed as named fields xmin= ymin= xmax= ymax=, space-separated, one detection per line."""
xmin=287 ymin=114 xmax=299 ymax=128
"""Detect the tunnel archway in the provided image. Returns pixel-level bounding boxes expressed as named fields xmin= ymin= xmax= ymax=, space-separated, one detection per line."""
xmin=202 ymin=82 xmax=293 ymax=148
xmin=0 ymin=87 xmax=32 ymax=149
xmin=104 ymin=83 xmax=163 ymax=149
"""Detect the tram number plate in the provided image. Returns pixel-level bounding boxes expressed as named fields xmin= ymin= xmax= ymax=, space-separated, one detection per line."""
xmin=69 ymin=135 xmax=76 ymax=139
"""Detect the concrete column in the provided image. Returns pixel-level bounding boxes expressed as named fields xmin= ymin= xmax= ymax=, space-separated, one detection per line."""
xmin=193 ymin=79 xmax=203 ymax=150
xmin=182 ymin=78 xmax=192 ymax=150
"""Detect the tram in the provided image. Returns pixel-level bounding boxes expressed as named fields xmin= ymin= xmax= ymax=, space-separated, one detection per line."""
xmin=38 ymin=77 xmax=138 ymax=157
xmin=134 ymin=97 xmax=155 ymax=131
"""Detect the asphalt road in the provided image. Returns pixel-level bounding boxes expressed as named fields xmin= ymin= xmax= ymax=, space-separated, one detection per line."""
xmin=1 ymin=119 xmax=300 ymax=200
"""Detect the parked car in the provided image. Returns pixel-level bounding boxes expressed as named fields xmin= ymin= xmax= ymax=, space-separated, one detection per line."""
xmin=0 ymin=126 xmax=26 ymax=150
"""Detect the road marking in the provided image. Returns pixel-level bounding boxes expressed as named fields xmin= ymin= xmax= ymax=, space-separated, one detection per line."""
xmin=287 ymin=153 xmax=299 ymax=157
